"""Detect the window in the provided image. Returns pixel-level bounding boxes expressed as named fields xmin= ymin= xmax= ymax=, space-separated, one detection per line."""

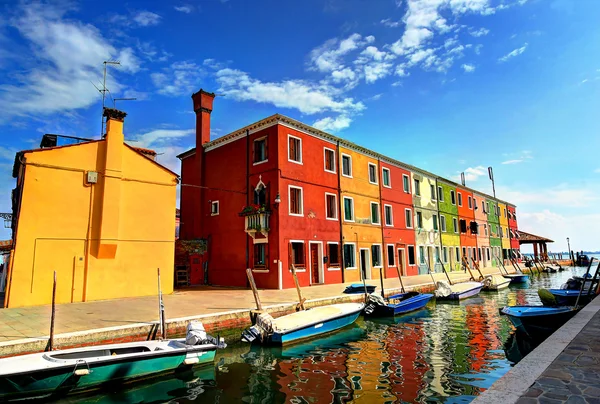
xmin=486 ymin=248 xmax=490 ymax=261
xmin=414 ymin=179 xmax=421 ymax=196
xmin=290 ymin=242 xmax=305 ymax=268
xmin=328 ymin=243 xmax=340 ymax=267
xmin=468 ymin=196 xmax=472 ymax=209
xmin=253 ymin=138 xmax=267 ymax=163
xmin=324 ymin=148 xmax=336 ymax=173
xmin=450 ymin=190 xmax=456 ymax=205
xmin=419 ymin=246 xmax=425 ymax=265
xmin=435 ymin=247 xmax=440 ymax=264
xmin=384 ymin=205 xmax=393 ymax=226
xmin=438 ymin=186 xmax=444 ymax=202
xmin=473 ymin=197 xmax=477 ymax=210
xmin=482 ymin=201 xmax=487 ymax=213
xmin=372 ymin=245 xmax=382 ymax=267
xmin=484 ymin=224 xmax=488 ymax=236
xmin=371 ymin=202 xmax=380 ymax=225
xmin=288 ymin=135 xmax=302 ymax=163
xmin=456 ymin=247 xmax=460 ymax=262
xmin=408 ymin=245 xmax=416 ymax=266
xmin=405 ymin=209 xmax=413 ymax=228
xmin=440 ymin=215 xmax=447 ymax=232
xmin=430 ymin=184 xmax=436 ymax=201
xmin=499 ymin=227 xmax=503 ymax=238
xmin=459 ymin=219 xmax=467 ymax=233
xmin=470 ymin=221 xmax=478 ymax=235
xmin=254 ymin=184 xmax=266 ymax=205
xmin=416 ymin=211 xmax=423 ymax=229
xmin=457 ymin=192 xmax=463 ymax=206
xmin=325 ymin=193 xmax=337 ymax=220
xmin=453 ymin=217 xmax=458 ymax=233
xmin=289 ymin=186 xmax=303 ymax=216
xmin=210 ymin=201 xmax=219 ymax=216
xmin=387 ymin=245 xmax=395 ymax=266
xmin=403 ymin=175 xmax=410 ymax=193
xmin=343 ymin=243 xmax=356 ymax=268
xmin=368 ymin=163 xmax=378 ymax=184
xmin=504 ymin=208 xmax=507 ymax=218
xmin=343 ymin=197 xmax=354 ymax=221
xmin=433 ymin=214 xmax=439 ymax=232
xmin=443 ymin=246 xmax=448 ymax=263
xmin=254 ymin=243 xmax=267 ymax=269
xmin=382 ymin=167 xmax=391 ymax=187
xmin=342 ymin=154 xmax=352 ymax=177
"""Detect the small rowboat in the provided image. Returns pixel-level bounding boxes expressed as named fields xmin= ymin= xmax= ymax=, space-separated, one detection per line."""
xmin=0 ymin=333 xmax=225 ymax=402
xmin=343 ymin=283 xmax=376 ymax=294
xmin=501 ymin=305 xmax=579 ymax=338
xmin=502 ymin=274 xmax=529 ymax=284
xmin=242 ymin=303 xmax=364 ymax=346
xmin=364 ymin=291 xmax=434 ymax=317
xmin=541 ymin=289 xmax=595 ymax=306
xmin=482 ymin=275 xmax=511 ymax=291
xmin=435 ymin=280 xmax=483 ymax=300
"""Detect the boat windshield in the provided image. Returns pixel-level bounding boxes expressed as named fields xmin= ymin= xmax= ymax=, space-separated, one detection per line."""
xmin=50 ymin=346 xmax=151 ymax=360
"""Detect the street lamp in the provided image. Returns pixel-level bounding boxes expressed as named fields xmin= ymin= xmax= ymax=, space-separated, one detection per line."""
xmin=567 ymin=237 xmax=574 ymax=266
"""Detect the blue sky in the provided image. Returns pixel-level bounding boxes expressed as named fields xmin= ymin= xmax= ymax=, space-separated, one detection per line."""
xmin=0 ymin=0 xmax=599 ymax=252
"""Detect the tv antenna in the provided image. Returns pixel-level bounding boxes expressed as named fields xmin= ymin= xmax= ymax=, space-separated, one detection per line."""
xmin=114 ymin=98 xmax=137 ymax=108
xmin=95 ymin=60 xmax=121 ymax=137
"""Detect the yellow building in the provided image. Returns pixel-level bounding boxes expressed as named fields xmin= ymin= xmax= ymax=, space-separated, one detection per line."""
xmin=4 ymin=109 xmax=178 ymax=308
xmin=339 ymin=146 xmax=384 ymax=282
xmin=497 ymin=202 xmax=511 ymax=258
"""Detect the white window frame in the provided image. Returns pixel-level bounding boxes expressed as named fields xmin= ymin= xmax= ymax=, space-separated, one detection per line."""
xmin=252 ymin=136 xmax=268 ymax=165
xmin=368 ymin=162 xmax=378 ymax=185
xmin=371 ymin=244 xmax=383 ymax=268
xmin=414 ymin=178 xmax=421 ymax=196
xmin=327 ymin=242 xmax=341 ymax=271
xmin=453 ymin=217 xmax=458 ymax=234
xmin=210 ymin=200 xmax=220 ymax=216
xmin=440 ymin=215 xmax=447 ymax=232
xmin=323 ymin=147 xmax=336 ymax=174
xmin=324 ymin=192 xmax=338 ymax=221
xmin=438 ymin=186 xmax=444 ymax=202
xmin=430 ymin=184 xmax=436 ymax=201
xmin=387 ymin=244 xmax=396 ymax=267
xmin=402 ymin=174 xmax=410 ymax=193
xmin=433 ymin=214 xmax=439 ymax=232
xmin=443 ymin=246 xmax=448 ymax=263
xmin=405 ymin=208 xmax=413 ymax=229
xmin=419 ymin=246 xmax=426 ymax=265
xmin=370 ymin=201 xmax=381 ymax=225
xmin=341 ymin=153 xmax=353 ymax=178
xmin=343 ymin=196 xmax=355 ymax=222
xmin=382 ymin=167 xmax=391 ymax=188
xmin=416 ymin=211 xmax=423 ymax=229
xmin=384 ymin=204 xmax=393 ymax=227
xmin=343 ymin=242 xmax=357 ymax=269
xmin=289 ymin=239 xmax=306 ymax=272
xmin=288 ymin=185 xmax=304 ymax=217
xmin=407 ymin=245 xmax=416 ymax=266
xmin=287 ymin=134 xmax=303 ymax=165
xmin=450 ymin=190 xmax=456 ymax=205
xmin=468 ymin=195 xmax=473 ymax=209
xmin=458 ymin=192 xmax=463 ymax=207
xmin=484 ymin=224 xmax=488 ymax=236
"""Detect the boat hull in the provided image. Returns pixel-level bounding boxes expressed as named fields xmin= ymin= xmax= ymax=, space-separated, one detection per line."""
xmin=366 ymin=293 xmax=434 ymax=317
xmin=501 ymin=306 xmax=579 ymax=338
xmin=0 ymin=344 xmax=216 ymax=401
xmin=271 ymin=307 xmax=363 ymax=345
xmin=437 ymin=283 xmax=483 ymax=300
xmin=503 ymin=274 xmax=529 ymax=284
xmin=546 ymin=289 xmax=595 ymax=306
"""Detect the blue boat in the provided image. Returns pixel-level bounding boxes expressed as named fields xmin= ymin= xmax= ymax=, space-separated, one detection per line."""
xmin=543 ymin=289 xmax=595 ymax=306
xmin=502 ymin=274 xmax=529 ymax=284
xmin=242 ymin=303 xmax=364 ymax=346
xmin=434 ymin=280 xmax=484 ymax=300
xmin=343 ymin=283 xmax=376 ymax=294
xmin=501 ymin=305 xmax=579 ymax=338
xmin=364 ymin=291 xmax=434 ymax=317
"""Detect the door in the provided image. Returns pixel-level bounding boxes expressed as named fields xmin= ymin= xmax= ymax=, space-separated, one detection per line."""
xmin=360 ymin=249 xmax=370 ymax=280
xmin=398 ymin=248 xmax=405 ymax=276
xmin=310 ymin=244 xmax=320 ymax=284
xmin=189 ymin=254 xmax=204 ymax=285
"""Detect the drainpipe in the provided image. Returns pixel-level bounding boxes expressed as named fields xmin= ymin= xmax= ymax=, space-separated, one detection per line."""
xmin=245 ymin=129 xmax=250 ymax=277
xmin=336 ymin=140 xmax=344 ymax=283
xmin=436 ymin=178 xmax=443 ymax=272
xmin=378 ymin=158 xmax=385 ymax=279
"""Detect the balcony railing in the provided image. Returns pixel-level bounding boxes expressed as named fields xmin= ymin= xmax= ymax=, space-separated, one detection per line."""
xmin=244 ymin=212 xmax=270 ymax=240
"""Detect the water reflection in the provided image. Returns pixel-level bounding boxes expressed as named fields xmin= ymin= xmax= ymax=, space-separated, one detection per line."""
xmin=75 ymin=268 xmax=587 ymax=404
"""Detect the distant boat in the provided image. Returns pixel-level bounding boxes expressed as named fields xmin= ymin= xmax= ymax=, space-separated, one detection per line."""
xmin=502 ymin=273 xmax=529 ymax=284
xmin=0 ymin=335 xmax=225 ymax=402
xmin=364 ymin=291 xmax=434 ymax=317
xmin=482 ymin=275 xmax=511 ymax=291
xmin=242 ymin=303 xmax=364 ymax=345
xmin=343 ymin=283 xmax=376 ymax=294
xmin=501 ymin=305 xmax=579 ymax=338
xmin=540 ymin=289 xmax=595 ymax=306
xmin=434 ymin=280 xmax=483 ymax=300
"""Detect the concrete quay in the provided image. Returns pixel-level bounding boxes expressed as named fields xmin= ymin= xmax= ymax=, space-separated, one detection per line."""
xmin=0 ymin=266 xmax=505 ymax=358
xmin=473 ymin=294 xmax=600 ymax=404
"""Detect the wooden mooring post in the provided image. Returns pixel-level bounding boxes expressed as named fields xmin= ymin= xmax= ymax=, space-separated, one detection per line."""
xmin=290 ymin=265 xmax=306 ymax=311
xmin=246 ymin=268 xmax=263 ymax=311
xmin=46 ymin=271 xmax=57 ymax=352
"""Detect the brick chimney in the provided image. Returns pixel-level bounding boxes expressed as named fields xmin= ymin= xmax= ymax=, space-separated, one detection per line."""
xmin=191 ymin=89 xmax=216 ymax=147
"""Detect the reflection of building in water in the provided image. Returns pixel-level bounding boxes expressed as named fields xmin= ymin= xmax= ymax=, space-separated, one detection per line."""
xmin=465 ymin=304 xmax=492 ymax=373
xmin=385 ymin=321 xmax=430 ymax=403
xmin=345 ymin=326 xmax=391 ymax=403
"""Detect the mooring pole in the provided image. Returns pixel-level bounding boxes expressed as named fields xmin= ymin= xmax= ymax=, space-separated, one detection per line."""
xmin=290 ymin=265 xmax=306 ymax=310
xmin=395 ymin=262 xmax=406 ymax=294
xmin=158 ymin=268 xmax=166 ymax=339
xmin=378 ymin=267 xmax=386 ymax=300
xmin=246 ymin=268 xmax=263 ymax=311
xmin=575 ymin=258 xmax=595 ymax=308
xmin=46 ymin=271 xmax=57 ymax=352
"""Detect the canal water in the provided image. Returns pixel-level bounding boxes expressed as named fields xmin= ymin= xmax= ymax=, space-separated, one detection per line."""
xmin=68 ymin=267 xmax=592 ymax=404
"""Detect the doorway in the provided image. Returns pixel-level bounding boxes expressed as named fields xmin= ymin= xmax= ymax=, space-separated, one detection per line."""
xmin=360 ymin=248 xmax=371 ymax=280
xmin=309 ymin=242 xmax=323 ymax=285
xmin=398 ymin=248 xmax=406 ymax=276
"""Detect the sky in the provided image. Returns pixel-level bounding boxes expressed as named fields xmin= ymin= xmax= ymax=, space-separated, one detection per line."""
xmin=0 ymin=0 xmax=599 ymax=253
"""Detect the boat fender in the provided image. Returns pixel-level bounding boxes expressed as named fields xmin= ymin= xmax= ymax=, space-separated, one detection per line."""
xmin=73 ymin=369 xmax=90 ymax=376
xmin=183 ymin=357 xmax=200 ymax=365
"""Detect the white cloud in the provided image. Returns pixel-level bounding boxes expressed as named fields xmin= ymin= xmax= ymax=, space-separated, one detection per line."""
xmin=129 ymin=128 xmax=194 ymax=148
xmin=381 ymin=18 xmax=401 ymax=28
xmin=151 ymin=61 xmax=204 ymax=96
xmin=0 ymin=3 xmax=140 ymax=122
xmin=461 ymin=165 xmax=487 ymax=182
xmin=501 ymin=159 xmax=522 ymax=165
xmin=215 ymin=68 xmax=365 ymax=115
xmin=174 ymin=5 xmax=193 ymax=13
xmin=313 ymin=115 xmax=352 ymax=132
xmin=594 ymin=168 xmax=600 ymax=173
xmin=461 ymin=63 xmax=475 ymax=72
xmin=308 ymin=33 xmax=373 ymax=72
xmin=364 ymin=62 xmax=393 ymax=83
xmin=470 ymin=27 xmax=490 ymax=37
xmin=0 ymin=146 xmax=18 ymax=161
xmin=330 ymin=67 xmax=357 ymax=84
xmin=127 ymin=128 xmax=195 ymax=174
xmin=499 ymin=43 xmax=528 ymax=62
xmin=133 ymin=11 xmax=161 ymax=27
xmin=501 ymin=150 xmax=533 ymax=165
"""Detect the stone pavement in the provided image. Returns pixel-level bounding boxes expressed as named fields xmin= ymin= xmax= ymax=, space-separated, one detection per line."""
xmin=516 ymin=309 xmax=600 ymax=404
xmin=0 ymin=266 xmax=504 ymax=345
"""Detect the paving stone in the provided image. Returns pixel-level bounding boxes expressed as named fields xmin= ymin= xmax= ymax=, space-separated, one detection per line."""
xmin=543 ymin=369 xmax=573 ymax=381
xmin=516 ymin=398 xmax=539 ymax=404
xmin=539 ymin=396 xmax=566 ymax=404
xmin=557 ymin=354 xmax=579 ymax=364
xmin=543 ymin=391 xmax=569 ymax=401
xmin=582 ymin=386 xmax=600 ymax=397
xmin=537 ymin=377 xmax=567 ymax=388
xmin=584 ymin=397 xmax=600 ymax=404
xmin=566 ymin=396 xmax=588 ymax=404
xmin=523 ymin=387 xmax=543 ymax=398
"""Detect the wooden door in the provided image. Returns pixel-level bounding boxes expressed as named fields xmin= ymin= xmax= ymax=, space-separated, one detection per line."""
xmin=310 ymin=244 xmax=319 ymax=284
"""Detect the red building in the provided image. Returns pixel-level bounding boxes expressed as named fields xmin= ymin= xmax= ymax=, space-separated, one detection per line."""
xmin=456 ymin=187 xmax=478 ymax=265
xmin=507 ymin=205 xmax=520 ymax=257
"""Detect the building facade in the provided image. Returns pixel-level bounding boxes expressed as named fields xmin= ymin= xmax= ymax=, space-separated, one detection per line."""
xmin=5 ymin=109 xmax=178 ymax=307
xmin=178 ymin=90 xmax=520 ymax=289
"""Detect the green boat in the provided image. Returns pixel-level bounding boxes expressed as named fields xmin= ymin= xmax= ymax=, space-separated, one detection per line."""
xmin=0 ymin=336 xmax=225 ymax=401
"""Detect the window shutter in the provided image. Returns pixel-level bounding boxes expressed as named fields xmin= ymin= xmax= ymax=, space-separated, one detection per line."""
xmin=290 ymin=189 xmax=296 ymax=213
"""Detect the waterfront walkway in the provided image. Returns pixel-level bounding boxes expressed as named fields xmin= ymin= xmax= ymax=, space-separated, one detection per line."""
xmin=0 ymin=266 xmax=505 ymax=356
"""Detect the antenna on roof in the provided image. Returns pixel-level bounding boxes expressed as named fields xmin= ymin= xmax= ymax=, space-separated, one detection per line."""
xmin=114 ymin=98 xmax=137 ymax=108
xmin=99 ymin=60 xmax=121 ymax=137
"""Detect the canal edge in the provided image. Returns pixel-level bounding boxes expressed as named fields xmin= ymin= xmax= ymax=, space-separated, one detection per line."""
xmin=473 ymin=295 xmax=600 ymax=404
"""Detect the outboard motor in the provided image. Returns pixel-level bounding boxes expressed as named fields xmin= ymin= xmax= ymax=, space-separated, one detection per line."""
xmin=186 ymin=321 xmax=226 ymax=348
xmin=364 ymin=293 xmax=386 ymax=315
